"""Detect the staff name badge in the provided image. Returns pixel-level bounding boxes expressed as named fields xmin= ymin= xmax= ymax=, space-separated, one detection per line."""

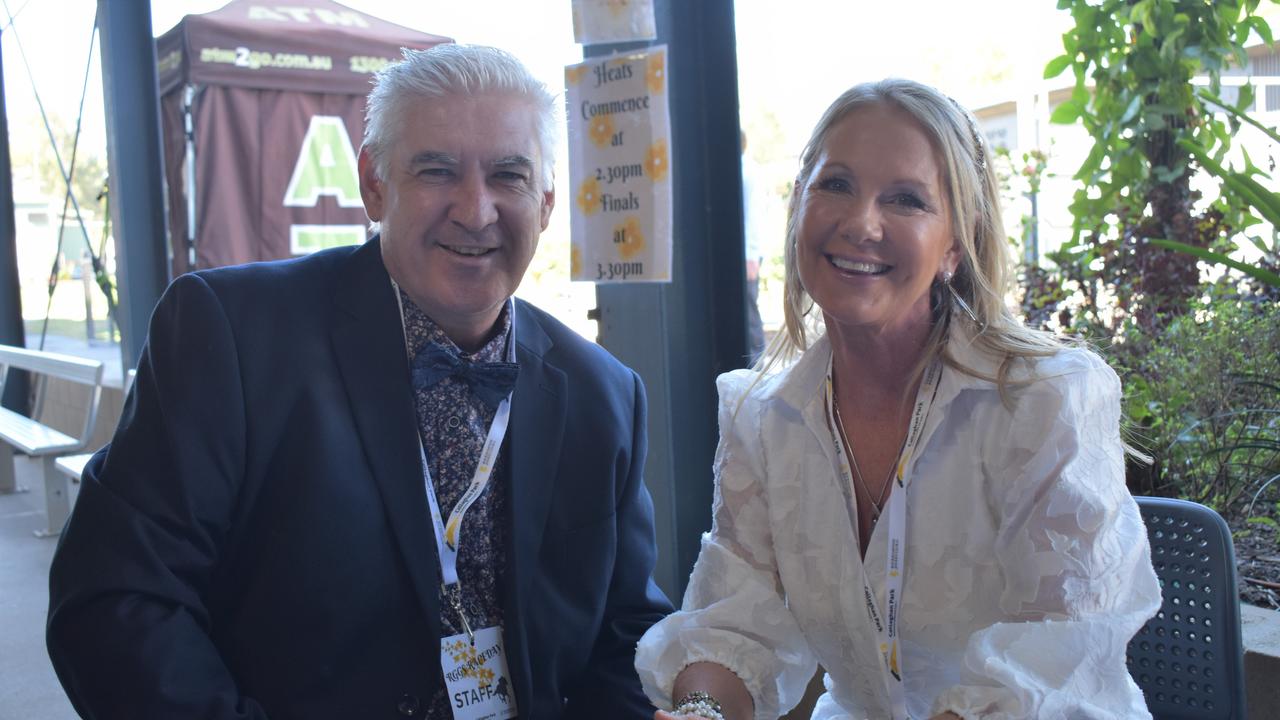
xmin=440 ymin=626 xmax=517 ymax=720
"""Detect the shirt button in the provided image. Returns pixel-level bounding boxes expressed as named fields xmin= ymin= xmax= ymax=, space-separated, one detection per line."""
xmin=397 ymin=693 xmax=421 ymax=716
xmin=446 ymin=415 xmax=462 ymax=430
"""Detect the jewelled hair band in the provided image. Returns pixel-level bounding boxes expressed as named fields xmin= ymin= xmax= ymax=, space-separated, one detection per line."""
xmin=948 ymin=96 xmax=986 ymax=174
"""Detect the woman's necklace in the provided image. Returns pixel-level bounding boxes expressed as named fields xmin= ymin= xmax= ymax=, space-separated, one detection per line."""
xmin=832 ymin=400 xmax=898 ymax=527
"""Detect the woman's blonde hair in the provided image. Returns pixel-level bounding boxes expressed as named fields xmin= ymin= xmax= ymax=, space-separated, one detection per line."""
xmin=759 ymin=78 xmax=1062 ymax=392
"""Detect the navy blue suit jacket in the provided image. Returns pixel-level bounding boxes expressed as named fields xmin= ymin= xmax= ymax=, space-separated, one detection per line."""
xmin=47 ymin=238 xmax=672 ymax=719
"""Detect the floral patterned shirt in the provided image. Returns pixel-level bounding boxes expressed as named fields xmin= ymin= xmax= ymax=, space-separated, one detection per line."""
xmin=398 ymin=290 xmax=511 ymax=719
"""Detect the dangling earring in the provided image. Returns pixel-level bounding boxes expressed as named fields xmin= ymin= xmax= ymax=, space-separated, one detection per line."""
xmin=942 ymin=270 xmax=982 ymax=327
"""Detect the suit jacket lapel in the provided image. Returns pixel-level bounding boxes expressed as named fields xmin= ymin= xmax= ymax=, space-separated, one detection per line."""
xmin=330 ymin=238 xmax=442 ymax=633
xmin=504 ymin=299 xmax=567 ymax=709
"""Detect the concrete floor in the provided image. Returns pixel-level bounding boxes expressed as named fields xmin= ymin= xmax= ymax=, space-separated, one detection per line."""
xmin=0 ymin=456 xmax=80 ymax=720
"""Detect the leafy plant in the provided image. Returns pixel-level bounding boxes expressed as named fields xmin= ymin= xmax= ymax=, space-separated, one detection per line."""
xmin=1150 ymin=91 xmax=1280 ymax=294
xmin=1108 ymin=294 xmax=1280 ymax=517
xmin=1046 ymin=0 xmax=1272 ymax=333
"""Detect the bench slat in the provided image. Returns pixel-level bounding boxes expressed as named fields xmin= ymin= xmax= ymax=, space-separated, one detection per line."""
xmin=55 ymin=453 xmax=93 ymax=481
xmin=0 ymin=407 xmax=79 ymax=455
xmin=0 ymin=345 xmax=103 ymax=385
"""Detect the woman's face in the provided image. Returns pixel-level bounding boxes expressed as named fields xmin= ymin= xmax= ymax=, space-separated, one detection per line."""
xmin=795 ymin=102 xmax=960 ymax=339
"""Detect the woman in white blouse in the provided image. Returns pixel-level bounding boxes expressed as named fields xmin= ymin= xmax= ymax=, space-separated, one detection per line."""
xmin=634 ymin=79 xmax=1160 ymax=720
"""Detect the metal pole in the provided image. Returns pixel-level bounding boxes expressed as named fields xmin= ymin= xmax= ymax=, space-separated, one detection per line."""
xmin=82 ymin=254 xmax=95 ymax=341
xmin=98 ymin=0 xmax=169 ymax=371
xmin=0 ymin=30 xmax=31 ymax=415
xmin=592 ymin=0 xmax=747 ymax=599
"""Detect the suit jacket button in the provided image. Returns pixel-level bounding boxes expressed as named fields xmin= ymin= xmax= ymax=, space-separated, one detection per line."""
xmin=397 ymin=693 xmax=421 ymax=716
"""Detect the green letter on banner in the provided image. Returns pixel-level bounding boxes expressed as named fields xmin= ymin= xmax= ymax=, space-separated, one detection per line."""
xmin=284 ymin=116 xmax=363 ymax=208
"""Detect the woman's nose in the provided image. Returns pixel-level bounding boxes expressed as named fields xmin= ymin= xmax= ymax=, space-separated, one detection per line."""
xmin=836 ymin=197 xmax=882 ymax=243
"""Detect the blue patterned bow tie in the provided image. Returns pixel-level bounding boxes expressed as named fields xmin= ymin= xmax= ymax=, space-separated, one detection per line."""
xmin=410 ymin=342 xmax=519 ymax=410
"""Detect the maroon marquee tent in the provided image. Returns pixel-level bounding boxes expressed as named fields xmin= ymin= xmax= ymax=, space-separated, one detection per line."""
xmin=156 ymin=0 xmax=450 ymax=275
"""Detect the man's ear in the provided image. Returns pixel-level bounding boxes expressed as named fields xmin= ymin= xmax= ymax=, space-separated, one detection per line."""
xmin=358 ymin=148 xmax=384 ymax=222
xmin=539 ymin=186 xmax=555 ymax=232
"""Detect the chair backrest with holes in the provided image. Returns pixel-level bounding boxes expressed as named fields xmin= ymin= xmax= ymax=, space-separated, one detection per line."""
xmin=1128 ymin=496 xmax=1247 ymax=719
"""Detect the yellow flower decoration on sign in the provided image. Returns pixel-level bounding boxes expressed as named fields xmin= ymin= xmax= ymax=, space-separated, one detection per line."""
xmin=588 ymin=113 xmax=615 ymax=148
xmin=570 ymin=246 xmax=582 ymax=278
xmin=645 ymin=139 xmax=669 ymax=182
xmin=615 ymin=216 xmax=645 ymax=260
xmin=576 ymin=177 xmax=602 ymax=216
xmin=565 ymin=64 xmax=588 ymax=86
xmin=646 ymin=51 xmax=665 ymax=94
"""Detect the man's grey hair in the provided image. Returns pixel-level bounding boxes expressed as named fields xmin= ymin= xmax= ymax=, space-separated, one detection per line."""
xmin=362 ymin=44 xmax=559 ymax=189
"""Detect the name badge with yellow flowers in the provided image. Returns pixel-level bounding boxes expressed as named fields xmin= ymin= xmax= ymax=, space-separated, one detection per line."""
xmin=440 ymin=625 xmax=517 ymax=720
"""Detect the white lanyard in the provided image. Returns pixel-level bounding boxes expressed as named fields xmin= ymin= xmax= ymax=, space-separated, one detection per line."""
xmin=825 ymin=357 xmax=941 ymax=720
xmin=416 ymin=400 xmax=511 ymax=587
xmin=394 ymin=283 xmax=516 ymax=640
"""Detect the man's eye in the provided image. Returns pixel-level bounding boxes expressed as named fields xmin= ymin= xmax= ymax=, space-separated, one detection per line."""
xmin=494 ymin=171 xmax=529 ymax=183
xmin=418 ymin=167 xmax=452 ymax=178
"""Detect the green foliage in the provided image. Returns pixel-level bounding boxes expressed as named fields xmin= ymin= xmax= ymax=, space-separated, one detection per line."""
xmin=1046 ymin=0 xmax=1270 ymax=333
xmin=1108 ymin=293 xmax=1280 ymax=517
xmin=1167 ymin=98 xmax=1280 ymax=292
xmin=1049 ymin=0 xmax=1252 ymax=224
xmin=12 ymin=113 xmax=108 ymax=217
xmin=993 ymin=144 xmax=1052 ymax=260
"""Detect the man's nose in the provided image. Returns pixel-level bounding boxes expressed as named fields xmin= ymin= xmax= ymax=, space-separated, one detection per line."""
xmin=448 ymin=173 xmax=499 ymax=232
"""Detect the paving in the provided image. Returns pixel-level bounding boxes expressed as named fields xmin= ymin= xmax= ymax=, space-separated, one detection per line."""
xmin=0 ymin=456 xmax=79 ymax=720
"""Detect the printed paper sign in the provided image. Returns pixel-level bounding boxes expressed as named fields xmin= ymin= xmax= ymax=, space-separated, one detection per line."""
xmin=571 ymin=0 xmax=657 ymax=45
xmin=566 ymin=46 xmax=672 ymax=283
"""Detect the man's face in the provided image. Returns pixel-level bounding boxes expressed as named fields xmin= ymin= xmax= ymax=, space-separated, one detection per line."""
xmin=360 ymin=92 xmax=554 ymax=349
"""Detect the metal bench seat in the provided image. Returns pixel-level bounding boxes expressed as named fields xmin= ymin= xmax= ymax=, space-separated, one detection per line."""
xmin=0 ymin=407 xmax=81 ymax=456
xmin=0 ymin=345 xmax=104 ymax=536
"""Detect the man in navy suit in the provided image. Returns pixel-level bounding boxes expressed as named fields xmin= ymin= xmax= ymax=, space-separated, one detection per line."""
xmin=47 ymin=44 xmax=672 ymax=719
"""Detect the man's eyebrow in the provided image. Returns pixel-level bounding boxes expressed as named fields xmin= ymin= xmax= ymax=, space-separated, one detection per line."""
xmin=492 ymin=155 xmax=535 ymax=171
xmin=408 ymin=151 xmax=456 ymax=166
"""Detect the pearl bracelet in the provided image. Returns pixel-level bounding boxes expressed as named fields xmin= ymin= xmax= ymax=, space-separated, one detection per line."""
xmin=674 ymin=690 xmax=726 ymax=720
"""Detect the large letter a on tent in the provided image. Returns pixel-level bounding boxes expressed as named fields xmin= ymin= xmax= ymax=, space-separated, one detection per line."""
xmin=284 ymin=116 xmax=363 ymax=208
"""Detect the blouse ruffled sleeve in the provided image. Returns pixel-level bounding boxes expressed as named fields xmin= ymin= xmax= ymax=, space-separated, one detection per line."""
xmin=634 ymin=370 xmax=817 ymax=720
xmin=931 ymin=356 xmax=1161 ymax=719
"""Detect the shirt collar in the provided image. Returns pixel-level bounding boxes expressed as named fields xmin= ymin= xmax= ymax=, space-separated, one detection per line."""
xmin=394 ymin=284 xmax=516 ymax=366
xmin=768 ymin=320 xmax=1004 ymax=422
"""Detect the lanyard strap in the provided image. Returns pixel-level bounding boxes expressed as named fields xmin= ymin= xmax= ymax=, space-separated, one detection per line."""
xmin=825 ymin=357 xmax=941 ymax=720
xmin=417 ymin=398 xmax=511 ymax=586
xmin=393 ymin=283 xmax=516 ymax=594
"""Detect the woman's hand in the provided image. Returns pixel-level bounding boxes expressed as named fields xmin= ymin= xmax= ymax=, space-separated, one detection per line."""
xmin=664 ymin=662 xmax=752 ymax=720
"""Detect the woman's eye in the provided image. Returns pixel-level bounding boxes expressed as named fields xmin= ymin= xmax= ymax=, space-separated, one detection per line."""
xmin=814 ymin=177 xmax=850 ymax=192
xmin=890 ymin=193 xmax=927 ymax=210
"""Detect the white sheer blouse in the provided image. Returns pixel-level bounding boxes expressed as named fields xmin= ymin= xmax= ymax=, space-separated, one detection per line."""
xmin=635 ymin=331 xmax=1160 ymax=720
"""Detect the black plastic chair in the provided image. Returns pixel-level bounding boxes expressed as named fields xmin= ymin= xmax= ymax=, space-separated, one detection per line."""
xmin=1128 ymin=496 xmax=1247 ymax=719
